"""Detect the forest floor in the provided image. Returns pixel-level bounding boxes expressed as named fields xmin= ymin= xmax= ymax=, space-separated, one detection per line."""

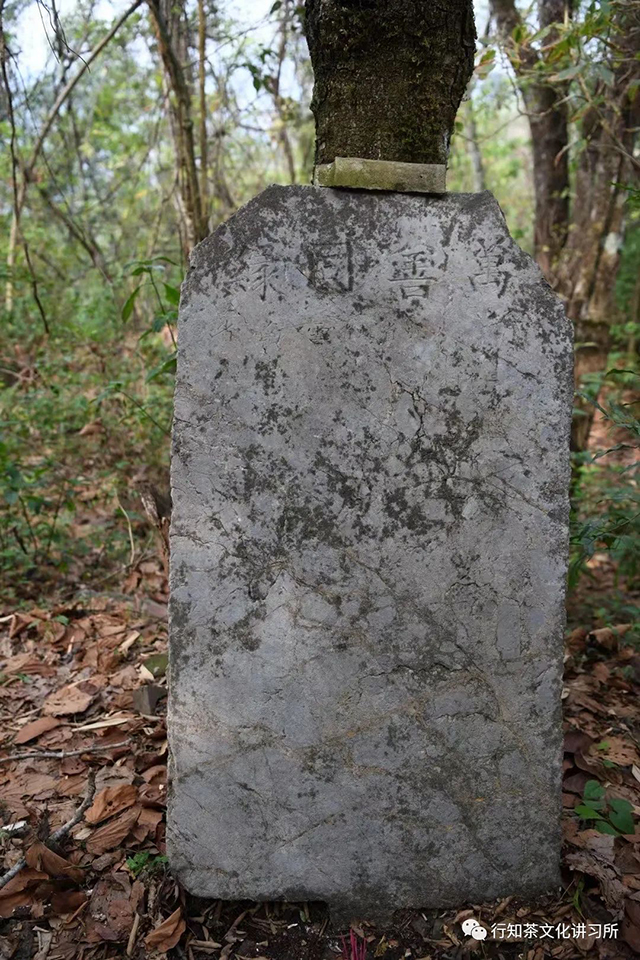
xmin=1 ymin=407 xmax=640 ymax=960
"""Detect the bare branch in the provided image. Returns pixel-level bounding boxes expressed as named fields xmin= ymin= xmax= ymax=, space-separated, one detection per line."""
xmin=0 ymin=769 xmax=96 ymax=892
xmin=4 ymin=0 xmax=144 ymax=312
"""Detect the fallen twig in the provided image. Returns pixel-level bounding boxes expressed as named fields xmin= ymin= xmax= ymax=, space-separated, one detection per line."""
xmin=127 ymin=910 xmax=141 ymax=957
xmin=0 ymin=739 xmax=130 ymax=764
xmin=0 ymin=820 xmax=28 ymax=838
xmin=0 ymin=769 xmax=96 ymax=891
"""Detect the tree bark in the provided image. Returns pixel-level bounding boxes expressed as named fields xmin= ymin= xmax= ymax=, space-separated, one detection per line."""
xmin=198 ymin=0 xmax=209 ymax=226
xmin=490 ymin=0 xmax=640 ymax=449
xmin=491 ymin=0 xmax=570 ymax=276
xmin=147 ymin=0 xmax=207 ymax=255
xmin=270 ymin=0 xmax=298 ymax=183
xmin=465 ymin=97 xmax=486 ymax=192
xmin=305 ymin=0 xmax=476 ymax=166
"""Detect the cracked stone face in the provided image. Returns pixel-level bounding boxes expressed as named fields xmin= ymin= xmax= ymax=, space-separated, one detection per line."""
xmin=168 ymin=186 xmax=573 ymax=922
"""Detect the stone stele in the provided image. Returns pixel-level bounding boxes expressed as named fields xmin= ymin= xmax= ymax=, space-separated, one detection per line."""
xmin=168 ymin=186 xmax=573 ymax=922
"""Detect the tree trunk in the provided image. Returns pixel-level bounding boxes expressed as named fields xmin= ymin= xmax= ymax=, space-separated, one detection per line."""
xmin=490 ymin=0 xmax=570 ymax=276
xmin=148 ymin=0 xmax=207 ymax=255
xmin=270 ymin=0 xmax=298 ymax=183
xmin=490 ymin=0 xmax=640 ymax=449
xmin=305 ymin=0 xmax=476 ymax=167
xmin=197 ymin=0 xmax=209 ymax=228
xmin=465 ymin=97 xmax=486 ymax=192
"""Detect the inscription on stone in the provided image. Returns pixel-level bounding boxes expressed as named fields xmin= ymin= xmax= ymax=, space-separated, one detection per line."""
xmin=168 ymin=187 xmax=572 ymax=921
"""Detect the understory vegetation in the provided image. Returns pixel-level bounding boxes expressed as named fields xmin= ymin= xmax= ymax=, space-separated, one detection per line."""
xmin=0 ymin=0 xmax=638 ymax=619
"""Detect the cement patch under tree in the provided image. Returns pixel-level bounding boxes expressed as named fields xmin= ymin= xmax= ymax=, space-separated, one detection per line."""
xmin=168 ymin=186 xmax=572 ymax=921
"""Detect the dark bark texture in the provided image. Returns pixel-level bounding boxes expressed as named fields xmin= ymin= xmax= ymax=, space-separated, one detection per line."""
xmin=147 ymin=0 xmax=207 ymax=255
xmin=305 ymin=0 xmax=476 ymax=166
xmin=490 ymin=0 xmax=640 ymax=449
xmin=491 ymin=0 xmax=571 ymax=276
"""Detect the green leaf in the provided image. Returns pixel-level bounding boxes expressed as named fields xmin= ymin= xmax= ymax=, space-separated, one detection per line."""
xmin=163 ymin=283 xmax=181 ymax=306
xmin=553 ymin=63 xmax=582 ymax=82
xmin=608 ymin=799 xmax=635 ymax=835
xmin=122 ymin=286 xmax=141 ymax=322
xmin=146 ymin=353 xmax=177 ymax=382
xmin=595 ymin=64 xmax=614 ymax=87
xmin=595 ymin=821 xmax=619 ymax=836
xmin=575 ymin=804 xmax=605 ymax=820
xmin=270 ymin=0 xmax=282 ymax=11
xmin=528 ymin=23 xmax=555 ymax=43
xmin=150 ymin=255 xmax=179 ymax=266
xmin=584 ymin=779 xmax=605 ymax=801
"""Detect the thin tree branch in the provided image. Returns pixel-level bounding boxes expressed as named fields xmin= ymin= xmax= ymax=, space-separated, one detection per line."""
xmin=0 ymin=739 xmax=130 ymax=765
xmin=4 ymin=0 xmax=144 ymax=312
xmin=0 ymin=769 xmax=96 ymax=892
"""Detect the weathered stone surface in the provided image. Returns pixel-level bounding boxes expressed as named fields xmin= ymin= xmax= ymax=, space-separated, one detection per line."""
xmin=168 ymin=186 xmax=572 ymax=921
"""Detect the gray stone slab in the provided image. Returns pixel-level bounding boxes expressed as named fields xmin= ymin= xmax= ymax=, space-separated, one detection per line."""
xmin=168 ymin=186 xmax=573 ymax=922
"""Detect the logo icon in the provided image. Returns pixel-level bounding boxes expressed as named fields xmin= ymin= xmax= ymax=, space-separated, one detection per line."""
xmin=461 ymin=918 xmax=488 ymax=941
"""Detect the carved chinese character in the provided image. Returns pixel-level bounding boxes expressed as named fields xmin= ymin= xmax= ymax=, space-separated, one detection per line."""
xmin=307 ymin=241 xmax=353 ymax=293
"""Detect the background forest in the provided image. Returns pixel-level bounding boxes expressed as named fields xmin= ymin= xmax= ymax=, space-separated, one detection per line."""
xmin=0 ymin=0 xmax=638 ymax=620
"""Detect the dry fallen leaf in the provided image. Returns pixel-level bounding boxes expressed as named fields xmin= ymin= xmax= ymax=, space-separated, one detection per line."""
xmin=564 ymin=730 xmax=594 ymax=755
xmin=592 ymin=736 xmax=640 ymax=767
xmin=25 ymin=840 xmax=85 ymax=882
xmin=14 ymin=716 xmax=62 ymax=744
xmin=43 ymin=682 xmax=96 ymax=717
xmin=587 ymin=624 xmax=632 ymax=650
xmin=0 ymin=868 xmax=49 ymax=918
xmin=78 ymin=418 xmax=104 ymax=436
xmin=565 ymin=850 xmax=627 ymax=909
xmin=86 ymin=806 xmax=140 ymax=855
xmin=50 ymin=889 xmax=88 ymax=916
xmin=75 ymin=714 xmax=132 ymax=731
xmin=86 ymin=784 xmax=138 ymax=825
xmin=145 ymin=907 xmax=186 ymax=952
xmin=86 ymin=873 xmax=134 ymax=942
xmin=0 ymin=653 xmax=55 ymax=677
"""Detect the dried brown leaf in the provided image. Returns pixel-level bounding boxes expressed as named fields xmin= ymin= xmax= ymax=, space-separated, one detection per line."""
xmin=565 ymin=850 xmax=627 ymax=909
xmin=0 ymin=868 xmax=49 ymax=918
xmin=564 ymin=731 xmax=594 ymax=755
xmin=50 ymin=889 xmax=87 ymax=915
xmin=25 ymin=841 xmax=84 ymax=882
xmin=85 ymin=784 xmax=137 ymax=825
xmin=1 ymin=654 xmax=55 ymax=677
xmin=78 ymin=419 xmax=104 ymax=436
xmin=43 ymin=682 xmax=96 ymax=717
xmin=623 ymin=900 xmax=640 ymax=953
xmin=87 ymin=873 xmax=134 ymax=942
xmin=14 ymin=716 xmax=62 ymax=744
xmin=592 ymin=737 xmax=640 ymax=767
xmin=145 ymin=907 xmax=186 ymax=952
xmin=86 ymin=806 xmax=140 ymax=854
